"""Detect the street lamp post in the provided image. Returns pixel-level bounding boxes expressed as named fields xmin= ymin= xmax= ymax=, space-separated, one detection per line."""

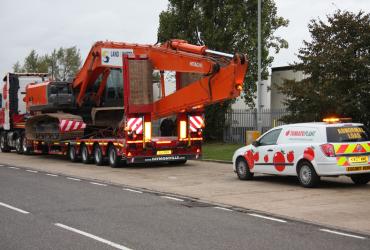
xmin=257 ymin=0 xmax=263 ymax=132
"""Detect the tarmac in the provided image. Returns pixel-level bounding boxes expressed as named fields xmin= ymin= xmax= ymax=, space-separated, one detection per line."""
xmin=0 ymin=152 xmax=369 ymax=235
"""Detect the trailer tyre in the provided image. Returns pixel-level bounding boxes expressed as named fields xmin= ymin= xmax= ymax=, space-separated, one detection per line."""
xmin=94 ymin=145 xmax=104 ymax=166
xmin=68 ymin=146 xmax=79 ymax=162
xmin=0 ymin=132 xmax=10 ymax=153
xmin=21 ymin=136 xmax=31 ymax=155
xmin=108 ymin=145 xmax=120 ymax=168
xmin=15 ymin=136 xmax=23 ymax=154
xmin=81 ymin=144 xmax=91 ymax=164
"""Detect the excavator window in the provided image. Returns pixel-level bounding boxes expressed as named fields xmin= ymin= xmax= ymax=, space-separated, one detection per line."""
xmin=102 ymin=68 xmax=123 ymax=107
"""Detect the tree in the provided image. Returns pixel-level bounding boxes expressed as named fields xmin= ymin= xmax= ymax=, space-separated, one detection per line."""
xmin=13 ymin=61 xmax=24 ymax=73
xmin=14 ymin=47 xmax=81 ymax=80
xmin=158 ymin=0 xmax=288 ymax=140
xmin=278 ymin=10 xmax=370 ymax=127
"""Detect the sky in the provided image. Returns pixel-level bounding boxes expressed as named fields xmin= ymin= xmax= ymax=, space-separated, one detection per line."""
xmin=0 ymin=0 xmax=369 ymax=76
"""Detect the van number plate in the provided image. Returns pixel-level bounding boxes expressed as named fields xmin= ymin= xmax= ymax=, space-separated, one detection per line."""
xmin=157 ymin=150 xmax=172 ymax=155
xmin=349 ymin=156 xmax=368 ymax=164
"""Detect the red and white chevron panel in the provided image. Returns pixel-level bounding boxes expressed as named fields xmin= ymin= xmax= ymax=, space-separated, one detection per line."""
xmin=189 ymin=115 xmax=204 ymax=132
xmin=59 ymin=119 xmax=86 ymax=132
xmin=127 ymin=117 xmax=143 ymax=134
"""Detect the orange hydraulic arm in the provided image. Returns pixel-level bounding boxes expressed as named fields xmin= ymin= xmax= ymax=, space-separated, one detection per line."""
xmin=72 ymin=39 xmax=248 ymax=119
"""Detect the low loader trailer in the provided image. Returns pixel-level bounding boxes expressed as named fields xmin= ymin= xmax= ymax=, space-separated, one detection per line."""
xmin=0 ymin=40 xmax=248 ymax=167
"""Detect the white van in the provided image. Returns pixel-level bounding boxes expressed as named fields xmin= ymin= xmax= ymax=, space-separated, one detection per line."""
xmin=232 ymin=121 xmax=370 ymax=187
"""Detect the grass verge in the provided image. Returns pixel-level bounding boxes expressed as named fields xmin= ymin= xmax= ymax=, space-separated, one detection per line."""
xmin=202 ymin=143 xmax=244 ymax=162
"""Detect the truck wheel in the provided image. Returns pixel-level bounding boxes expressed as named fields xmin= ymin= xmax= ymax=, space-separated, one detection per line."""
xmin=297 ymin=161 xmax=320 ymax=188
xmin=0 ymin=133 xmax=10 ymax=152
xmin=235 ymin=157 xmax=254 ymax=180
xmin=81 ymin=144 xmax=91 ymax=164
xmin=350 ymin=174 xmax=370 ymax=185
xmin=68 ymin=146 xmax=79 ymax=162
xmin=108 ymin=145 xmax=120 ymax=168
xmin=94 ymin=145 xmax=104 ymax=166
xmin=15 ymin=136 xmax=23 ymax=154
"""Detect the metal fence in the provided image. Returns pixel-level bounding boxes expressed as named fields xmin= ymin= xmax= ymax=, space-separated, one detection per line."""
xmin=223 ymin=109 xmax=288 ymax=144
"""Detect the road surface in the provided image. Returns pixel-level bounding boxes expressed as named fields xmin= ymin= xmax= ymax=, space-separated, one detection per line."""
xmin=0 ymin=165 xmax=369 ymax=250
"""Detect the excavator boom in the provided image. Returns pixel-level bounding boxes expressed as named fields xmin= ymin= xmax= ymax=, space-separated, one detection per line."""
xmin=72 ymin=39 xmax=248 ymax=119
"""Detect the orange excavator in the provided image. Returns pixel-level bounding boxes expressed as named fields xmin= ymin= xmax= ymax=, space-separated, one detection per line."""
xmin=8 ymin=39 xmax=248 ymax=167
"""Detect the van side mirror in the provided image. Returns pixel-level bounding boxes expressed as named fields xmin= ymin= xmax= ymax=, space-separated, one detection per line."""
xmin=252 ymin=140 xmax=260 ymax=147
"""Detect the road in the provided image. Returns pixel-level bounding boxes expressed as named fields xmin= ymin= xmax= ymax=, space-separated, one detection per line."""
xmin=0 ymin=165 xmax=369 ymax=250
xmin=0 ymin=153 xmax=370 ymax=235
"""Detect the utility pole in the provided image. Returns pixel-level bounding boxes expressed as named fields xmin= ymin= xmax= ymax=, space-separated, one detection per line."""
xmin=257 ymin=0 xmax=263 ymax=132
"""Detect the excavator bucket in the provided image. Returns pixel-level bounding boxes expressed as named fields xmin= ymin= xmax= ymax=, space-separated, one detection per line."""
xmin=25 ymin=113 xmax=85 ymax=142
xmin=91 ymin=107 xmax=124 ymax=128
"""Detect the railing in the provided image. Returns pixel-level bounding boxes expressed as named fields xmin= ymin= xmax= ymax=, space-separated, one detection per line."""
xmin=223 ymin=109 xmax=288 ymax=144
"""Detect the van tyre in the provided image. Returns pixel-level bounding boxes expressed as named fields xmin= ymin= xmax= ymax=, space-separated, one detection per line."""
xmin=81 ymin=144 xmax=91 ymax=164
xmin=236 ymin=157 xmax=254 ymax=180
xmin=350 ymin=174 xmax=370 ymax=185
xmin=68 ymin=146 xmax=79 ymax=162
xmin=108 ymin=145 xmax=120 ymax=168
xmin=94 ymin=145 xmax=104 ymax=166
xmin=297 ymin=161 xmax=320 ymax=188
xmin=0 ymin=132 xmax=10 ymax=152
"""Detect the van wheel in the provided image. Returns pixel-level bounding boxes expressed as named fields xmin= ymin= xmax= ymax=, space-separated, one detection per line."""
xmin=15 ymin=136 xmax=23 ymax=154
xmin=0 ymin=132 xmax=10 ymax=152
xmin=68 ymin=146 xmax=79 ymax=162
xmin=81 ymin=144 xmax=91 ymax=164
xmin=236 ymin=157 xmax=254 ymax=180
xmin=350 ymin=174 xmax=370 ymax=185
xmin=297 ymin=161 xmax=320 ymax=188
xmin=94 ymin=145 xmax=104 ymax=166
xmin=108 ymin=145 xmax=120 ymax=168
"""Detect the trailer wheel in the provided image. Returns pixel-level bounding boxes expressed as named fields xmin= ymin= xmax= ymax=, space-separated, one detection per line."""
xmin=0 ymin=132 xmax=10 ymax=152
xmin=21 ymin=135 xmax=31 ymax=155
xmin=81 ymin=144 xmax=91 ymax=164
xmin=94 ymin=145 xmax=104 ymax=166
xmin=68 ymin=146 xmax=79 ymax=162
xmin=15 ymin=136 xmax=23 ymax=154
xmin=108 ymin=145 xmax=120 ymax=168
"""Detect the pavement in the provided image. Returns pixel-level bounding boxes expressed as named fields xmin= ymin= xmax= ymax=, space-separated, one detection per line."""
xmin=1 ymin=165 xmax=369 ymax=250
xmin=0 ymin=152 xmax=370 ymax=236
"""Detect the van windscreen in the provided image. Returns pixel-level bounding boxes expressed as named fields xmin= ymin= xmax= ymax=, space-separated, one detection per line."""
xmin=326 ymin=126 xmax=370 ymax=142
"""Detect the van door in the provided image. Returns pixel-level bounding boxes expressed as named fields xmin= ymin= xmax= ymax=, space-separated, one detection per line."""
xmin=254 ymin=128 xmax=282 ymax=174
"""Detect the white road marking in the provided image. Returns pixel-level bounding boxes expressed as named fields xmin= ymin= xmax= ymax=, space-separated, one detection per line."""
xmin=8 ymin=166 xmax=19 ymax=170
xmin=161 ymin=196 xmax=184 ymax=202
xmin=54 ymin=223 xmax=132 ymax=250
xmin=123 ymin=188 xmax=143 ymax=194
xmin=90 ymin=182 xmax=107 ymax=186
xmin=26 ymin=170 xmax=38 ymax=173
xmin=214 ymin=207 xmax=232 ymax=212
xmin=46 ymin=173 xmax=58 ymax=177
xmin=0 ymin=164 xmax=4 ymax=167
xmin=0 ymin=202 xmax=30 ymax=214
xmin=67 ymin=177 xmax=81 ymax=181
xmin=248 ymin=213 xmax=287 ymax=223
xmin=320 ymin=229 xmax=365 ymax=239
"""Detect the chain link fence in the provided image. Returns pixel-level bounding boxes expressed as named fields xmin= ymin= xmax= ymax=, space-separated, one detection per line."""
xmin=223 ymin=109 xmax=288 ymax=144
